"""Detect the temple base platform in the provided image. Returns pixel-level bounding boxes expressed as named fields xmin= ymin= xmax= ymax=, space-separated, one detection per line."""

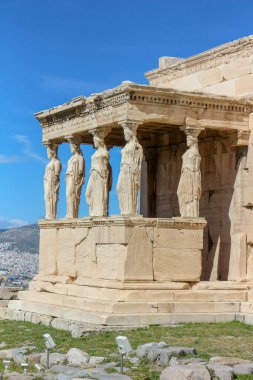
xmin=7 ymin=217 xmax=253 ymax=331
xmin=7 ymin=280 xmax=253 ymax=332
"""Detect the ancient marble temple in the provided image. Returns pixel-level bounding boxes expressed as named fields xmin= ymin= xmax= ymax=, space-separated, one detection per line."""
xmin=9 ymin=36 xmax=253 ymax=327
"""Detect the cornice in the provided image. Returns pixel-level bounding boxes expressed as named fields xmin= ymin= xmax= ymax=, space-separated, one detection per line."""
xmin=145 ymin=35 xmax=253 ymax=82
xmin=35 ymin=84 xmax=253 ymax=132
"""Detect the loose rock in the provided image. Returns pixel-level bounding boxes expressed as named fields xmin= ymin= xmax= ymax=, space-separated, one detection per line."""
xmin=209 ymin=356 xmax=252 ymax=366
xmin=160 ymin=364 xmax=211 ymax=380
xmin=89 ymin=356 xmax=105 ymax=365
xmin=136 ymin=342 xmax=166 ymax=359
xmin=138 ymin=343 xmax=196 ymax=366
xmin=207 ymin=364 xmax=234 ymax=380
xmin=67 ymin=347 xmax=90 ymax=365
xmin=40 ymin=352 xmax=67 ymax=367
xmin=27 ymin=352 xmax=43 ymax=366
xmin=4 ymin=373 xmax=33 ymax=380
xmin=233 ymin=363 xmax=253 ymax=375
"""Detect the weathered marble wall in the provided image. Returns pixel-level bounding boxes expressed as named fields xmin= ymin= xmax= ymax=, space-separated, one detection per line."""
xmin=148 ymin=134 xmax=248 ymax=281
xmin=38 ymin=218 xmax=206 ymax=284
xmin=148 ymin=53 xmax=253 ymax=97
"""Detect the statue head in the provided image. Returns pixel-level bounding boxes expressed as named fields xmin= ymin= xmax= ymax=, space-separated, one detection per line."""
xmin=186 ymin=135 xmax=197 ymax=148
xmin=46 ymin=143 xmax=58 ymax=160
xmin=70 ymin=142 xmax=82 ymax=155
xmin=93 ymin=135 xmax=104 ymax=149
xmin=66 ymin=136 xmax=83 ymax=155
xmin=91 ymin=129 xmax=106 ymax=149
xmin=123 ymin=126 xmax=136 ymax=142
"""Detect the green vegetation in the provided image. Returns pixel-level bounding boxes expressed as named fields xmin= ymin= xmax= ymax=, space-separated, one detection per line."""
xmin=0 ymin=320 xmax=253 ymax=379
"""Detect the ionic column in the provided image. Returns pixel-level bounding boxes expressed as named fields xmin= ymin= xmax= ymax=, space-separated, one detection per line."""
xmin=65 ymin=136 xmax=85 ymax=219
xmin=177 ymin=126 xmax=203 ymax=218
xmin=43 ymin=141 xmax=62 ymax=220
xmin=85 ymin=127 xmax=111 ymax=217
xmin=116 ymin=121 xmax=143 ymax=215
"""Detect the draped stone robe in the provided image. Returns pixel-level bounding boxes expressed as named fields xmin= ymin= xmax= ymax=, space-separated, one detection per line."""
xmin=44 ymin=157 xmax=61 ymax=220
xmin=177 ymin=145 xmax=201 ymax=217
xmin=117 ymin=137 xmax=143 ymax=215
xmin=86 ymin=147 xmax=109 ymax=217
xmin=66 ymin=153 xmax=84 ymax=218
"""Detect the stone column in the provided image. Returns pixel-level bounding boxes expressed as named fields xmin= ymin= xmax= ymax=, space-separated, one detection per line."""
xmin=116 ymin=121 xmax=143 ymax=215
xmin=43 ymin=141 xmax=62 ymax=220
xmin=177 ymin=126 xmax=203 ymax=218
xmin=86 ymin=127 xmax=111 ymax=217
xmin=65 ymin=136 xmax=85 ymax=219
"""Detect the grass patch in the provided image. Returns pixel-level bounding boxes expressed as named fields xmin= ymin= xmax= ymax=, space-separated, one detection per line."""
xmin=0 ymin=320 xmax=253 ymax=378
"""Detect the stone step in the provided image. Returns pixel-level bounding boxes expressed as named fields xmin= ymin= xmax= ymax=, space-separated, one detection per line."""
xmin=246 ymin=292 xmax=253 ymax=302
xmin=173 ymin=290 xmax=247 ymax=302
xmin=28 ymin=282 xmax=248 ymax=302
xmin=8 ymin=300 xmax=238 ymax=326
xmin=240 ymin=302 xmax=253 ymax=313
xmin=8 ymin=300 xmax=107 ymax=324
xmin=192 ymin=281 xmax=253 ymax=290
xmin=241 ymin=314 xmax=253 ymax=325
xmin=17 ymin=290 xmax=241 ymax=314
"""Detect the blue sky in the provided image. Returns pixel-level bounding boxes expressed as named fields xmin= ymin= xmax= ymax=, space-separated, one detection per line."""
xmin=0 ymin=0 xmax=253 ymax=228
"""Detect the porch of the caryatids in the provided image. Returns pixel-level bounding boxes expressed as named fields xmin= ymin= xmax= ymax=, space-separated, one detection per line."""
xmin=65 ymin=135 xmax=85 ymax=219
xmin=43 ymin=141 xmax=62 ymax=220
xmin=116 ymin=121 xmax=143 ymax=216
xmin=177 ymin=126 xmax=204 ymax=218
xmin=85 ymin=127 xmax=111 ymax=217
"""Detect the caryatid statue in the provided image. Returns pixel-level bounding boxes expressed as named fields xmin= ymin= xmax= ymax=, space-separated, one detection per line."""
xmin=177 ymin=127 xmax=203 ymax=218
xmin=116 ymin=122 xmax=143 ymax=215
xmin=86 ymin=128 xmax=111 ymax=217
xmin=65 ymin=136 xmax=85 ymax=219
xmin=44 ymin=142 xmax=62 ymax=220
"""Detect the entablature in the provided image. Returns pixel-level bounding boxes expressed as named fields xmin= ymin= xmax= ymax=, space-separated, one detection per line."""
xmin=35 ymin=83 xmax=253 ymax=146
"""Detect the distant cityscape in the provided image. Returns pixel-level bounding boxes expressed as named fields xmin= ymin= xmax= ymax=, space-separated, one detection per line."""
xmin=0 ymin=242 xmax=38 ymax=288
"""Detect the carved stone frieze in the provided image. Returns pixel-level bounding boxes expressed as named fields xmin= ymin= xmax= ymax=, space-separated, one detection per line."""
xmin=38 ymin=216 xmax=207 ymax=230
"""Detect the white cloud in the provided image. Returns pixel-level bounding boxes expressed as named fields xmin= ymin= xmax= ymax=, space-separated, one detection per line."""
xmin=0 ymin=155 xmax=22 ymax=164
xmin=0 ymin=218 xmax=29 ymax=229
xmin=13 ymin=134 xmax=45 ymax=163
xmin=0 ymin=135 xmax=45 ymax=165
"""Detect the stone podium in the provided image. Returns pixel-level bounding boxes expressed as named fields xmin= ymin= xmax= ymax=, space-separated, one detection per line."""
xmin=38 ymin=217 xmax=205 ymax=283
xmin=8 ymin=35 xmax=253 ymax=329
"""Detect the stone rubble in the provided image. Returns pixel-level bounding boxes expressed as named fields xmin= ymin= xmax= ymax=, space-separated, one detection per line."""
xmin=0 ymin=343 xmax=252 ymax=379
xmin=160 ymin=354 xmax=253 ymax=380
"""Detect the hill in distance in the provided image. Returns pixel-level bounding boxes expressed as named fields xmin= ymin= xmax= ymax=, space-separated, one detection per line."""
xmin=0 ymin=224 xmax=39 ymax=254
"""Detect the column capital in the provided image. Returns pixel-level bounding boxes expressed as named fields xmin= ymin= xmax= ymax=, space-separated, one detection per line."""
xmin=118 ymin=120 xmax=142 ymax=135
xmin=88 ymin=126 xmax=112 ymax=139
xmin=43 ymin=140 xmax=60 ymax=150
xmin=65 ymin=135 xmax=83 ymax=145
xmin=180 ymin=125 xmax=204 ymax=139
